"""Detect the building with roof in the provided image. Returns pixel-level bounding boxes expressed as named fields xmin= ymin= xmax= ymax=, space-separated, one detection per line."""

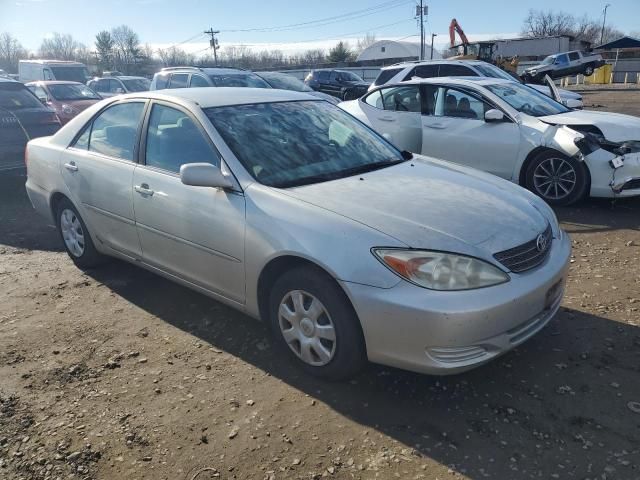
xmin=357 ymin=40 xmax=441 ymax=62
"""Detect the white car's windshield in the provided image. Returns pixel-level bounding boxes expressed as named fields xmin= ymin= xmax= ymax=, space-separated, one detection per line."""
xmin=485 ymin=82 xmax=570 ymax=117
xmin=206 ymin=100 xmax=404 ymax=188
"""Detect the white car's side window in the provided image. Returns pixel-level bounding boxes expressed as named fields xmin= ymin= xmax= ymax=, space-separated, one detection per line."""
xmin=364 ymin=90 xmax=383 ymax=109
xmin=434 ymin=87 xmax=487 ymax=120
xmin=379 ymin=86 xmax=421 ymax=113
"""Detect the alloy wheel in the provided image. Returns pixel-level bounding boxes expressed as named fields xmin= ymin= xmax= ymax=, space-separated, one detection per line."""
xmin=278 ymin=290 xmax=337 ymax=366
xmin=60 ymin=208 xmax=85 ymax=257
xmin=533 ymin=157 xmax=577 ymax=201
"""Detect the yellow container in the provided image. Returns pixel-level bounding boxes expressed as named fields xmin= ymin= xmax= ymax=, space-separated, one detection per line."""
xmin=586 ymin=64 xmax=612 ymax=84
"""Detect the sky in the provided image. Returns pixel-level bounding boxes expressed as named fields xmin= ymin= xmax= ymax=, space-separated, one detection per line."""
xmin=1 ymin=0 xmax=638 ymax=55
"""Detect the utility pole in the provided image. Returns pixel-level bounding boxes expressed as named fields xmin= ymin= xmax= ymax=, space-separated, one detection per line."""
xmin=430 ymin=33 xmax=437 ymax=60
xmin=416 ymin=2 xmax=427 ymax=60
xmin=204 ymin=28 xmax=220 ymax=64
xmin=600 ymin=4 xmax=611 ymax=45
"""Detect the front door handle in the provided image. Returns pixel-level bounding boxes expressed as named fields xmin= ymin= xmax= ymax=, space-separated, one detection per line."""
xmin=425 ymin=122 xmax=446 ymax=129
xmin=134 ymin=184 xmax=154 ymax=196
xmin=378 ymin=116 xmax=395 ymax=122
xmin=64 ymin=162 xmax=78 ymax=172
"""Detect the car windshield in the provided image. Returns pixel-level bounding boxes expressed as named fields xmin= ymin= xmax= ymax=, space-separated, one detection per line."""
xmin=48 ymin=83 xmax=101 ymax=101
xmin=485 ymin=82 xmax=570 ymax=117
xmin=541 ymin=55 xmax=555 ymax=65
xmin=49 ymin=66 xmax=90 ymax=83
xmin=0 ymin=84 xmax=43 ymax=109
xmin=122 ymin=78 xmax=150 ymax=92
xmin=474 ymin=63 xmax=516 ymax=81
xmin=208 ymin=73 xmax=271 ymax=88
xmin=205 ymin=100 xmax=404 ymax=188
xmin=338 ymin=71 xmax=364 ymax=82
xmin=259 ymin=73 xmax=312 ymax=92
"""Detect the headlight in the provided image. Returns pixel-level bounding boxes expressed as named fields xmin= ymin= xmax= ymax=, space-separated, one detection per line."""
xmin=372 ymin=249 xmax=509 ymax=291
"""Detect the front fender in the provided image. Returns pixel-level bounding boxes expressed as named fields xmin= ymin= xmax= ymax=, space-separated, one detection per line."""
xmin=540 ymin=124 xmax=583 ymax=159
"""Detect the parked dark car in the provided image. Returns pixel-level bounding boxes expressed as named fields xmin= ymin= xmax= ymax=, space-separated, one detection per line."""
xmin=0 ymin=78 xmax=60 ymax=170
xmin=255 ymin=71 xmax=340 ymax=104
xmin=304 ymin=69 xmax=370 ymax=100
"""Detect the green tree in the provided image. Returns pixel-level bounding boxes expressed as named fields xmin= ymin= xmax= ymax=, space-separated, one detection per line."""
xmin=327 ymin=41 xmax=354 ymax=63
xmin=95 ymin=30 xmax=114 ymax=70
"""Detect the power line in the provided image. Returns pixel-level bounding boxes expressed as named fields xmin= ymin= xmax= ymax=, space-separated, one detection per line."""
xmin=220 ymin=0 xmax=412 ymax=33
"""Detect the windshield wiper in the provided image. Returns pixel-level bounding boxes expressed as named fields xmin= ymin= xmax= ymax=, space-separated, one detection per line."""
xmin=270 ymin=158 xmax=407 ymax=188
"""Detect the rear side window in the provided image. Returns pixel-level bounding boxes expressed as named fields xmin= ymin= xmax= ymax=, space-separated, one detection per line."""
xmin=168 ymin=73 xmax=188 ymax=89
xmin=85 ymin=102 xmax=145 ymax=160
xmin=409 ymin=64 xmax=440 ymax=80
xmin=373 ymin=68 xmax=402 ymax=86
xmin=438 ymin=65 xmax=476 ymax=77
xmin=145 ymin=104 xmax=219 ymax=173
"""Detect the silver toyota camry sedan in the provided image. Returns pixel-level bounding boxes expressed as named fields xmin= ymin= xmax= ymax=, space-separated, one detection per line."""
xmin=25 ymin=87 xmax=571 ymax=379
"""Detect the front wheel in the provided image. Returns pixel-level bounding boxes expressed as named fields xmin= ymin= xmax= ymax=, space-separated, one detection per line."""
xmin=525 ymin=151 xmax=589 ymax=206
xmin=583 ymin=64 xmax=595 ymax=76
xmin=55 ymin=198 xmax=104 ymax=268
xmin=268 ymin=267 xmax=367 ymax=380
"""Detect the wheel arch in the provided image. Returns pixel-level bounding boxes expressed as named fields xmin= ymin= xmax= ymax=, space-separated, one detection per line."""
xmin=518 ymin=146 xmax=591 ymax=189
xmin=49 ymin=191 xmax=72 ymax=221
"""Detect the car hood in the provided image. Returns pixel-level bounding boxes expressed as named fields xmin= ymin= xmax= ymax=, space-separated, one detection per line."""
xmin=308 ymin=91 xmax=340 ymax=104
xmin=282 ymin=159 xmax=548 ymax=256
xmin=539 ymin=110 xmax=640 ymax=142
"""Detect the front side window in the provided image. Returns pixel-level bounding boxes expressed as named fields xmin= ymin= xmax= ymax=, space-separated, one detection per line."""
xmin=434 ymin=86 xmax=487 ymax=120
xmin=87 ymin=102 xmax=145 ymax=160
xmin=556 ymin=54 xmax=569 ymax=65
xmin=364 ymin=90 xmax=384 ymax=109
xmin=168 ymin=73 xmax=188 ymax=89
xmin=316 ymin=71 xmax=329 ymax=82
xmin=93 ymin=79 xmax=109 ymax=93
xmin=485 ymin=82 xmax=569 ymax=117
xmin=438 ymin=65 xmax=476 ymax=77
xmin=380 ymin=86 xmax=421 ymax=113
xmin=145 ymin=104 xmax=219 ymax=173
xmin=122 ymin=78 xmax=150 ymax=92
xmin=190 ymin=75 xmax=210 ymax=87
xmin=205 ymin=100 xmax=403 ymax=188
xmin=108 ymin=79 xmax=124 ymax=93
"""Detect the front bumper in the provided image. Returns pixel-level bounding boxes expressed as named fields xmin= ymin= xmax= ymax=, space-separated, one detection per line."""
xmin=586 ymin=151 xmax=640 ymax=198
xmin=342 ymin=231 xmax=571 ymax=375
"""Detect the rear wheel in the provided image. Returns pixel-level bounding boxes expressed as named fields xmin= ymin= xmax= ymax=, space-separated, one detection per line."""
xmin=525 ymin=151 xmax=589 ymax=206
xmin=55 ymin=198 xmax=104 ymax=268
xmin=583 ymin=64 xmax=595 ymax=76
xmin=268 ymin=267 xmax=367 ymax=380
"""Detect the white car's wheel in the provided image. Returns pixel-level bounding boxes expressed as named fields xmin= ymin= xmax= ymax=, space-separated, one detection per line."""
xmin=526 ymin=151 xmax=589 ymax=206
xmin=269 ymin=266 xmax=367 ymax=380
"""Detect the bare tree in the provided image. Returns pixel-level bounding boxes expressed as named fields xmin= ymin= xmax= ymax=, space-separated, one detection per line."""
xmin=0 ymin=32 xmax=28 ymax=73
xmin=39 ymin=33 xmax=84 ymax=60
xmin=157 ymin=46 xmax=195 ymax=67
xmin=356 ymin=33 xmax=377 ymax=53
xmin=522 ymin=9 xmax=623 ymax=45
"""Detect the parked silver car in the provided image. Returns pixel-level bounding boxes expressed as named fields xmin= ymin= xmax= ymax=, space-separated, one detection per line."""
xmin=25 ymin=88 xmax=570 ymax=379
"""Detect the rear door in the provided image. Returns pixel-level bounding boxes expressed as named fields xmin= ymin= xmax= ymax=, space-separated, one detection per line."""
xmin=132 ymin=101 xmax=246 ymax=302
xmin=567 ymin=51 xmax=581 ymax=74
xmin=358 ymin=85 xmax=423 ymax=153
xmin=420 ymin=84 xmax=521 ymax=179
xmin=61 ymin=100 xmax=146 ymax=258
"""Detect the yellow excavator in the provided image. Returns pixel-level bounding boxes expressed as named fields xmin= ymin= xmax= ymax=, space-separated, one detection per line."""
xmin=448 ymin=18 xmax=519 ymax=75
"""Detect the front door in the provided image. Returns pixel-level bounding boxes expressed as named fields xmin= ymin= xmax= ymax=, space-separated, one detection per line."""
xmin=132 ymin=101 xmax=246 ymax=303
xmin=420 ymin=85 xmax=521 ymax=180
xmin=60 ymin=100 xmax=146 ymax=258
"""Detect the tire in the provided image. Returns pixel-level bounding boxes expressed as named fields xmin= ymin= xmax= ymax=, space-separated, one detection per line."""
xmin=583 ymin=64 xmax=594 ymax=76
xmin=268 ymin=266 xmax=367 ymax=380
xmin=55 ymin=198 xmax=104 ymax=268
xmin=525 ymin=150 xmax=589 ymax=206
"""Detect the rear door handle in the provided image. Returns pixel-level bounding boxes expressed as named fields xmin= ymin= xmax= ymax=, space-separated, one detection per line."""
xmin=134 ymin=184 xmax=154 ymax=196
xmin=378 ymin=116 xmax=396 ymax=122
xmin=425 ymin=122 xmax=446 ymax=129
xmin=64 ymin=162 xmax=78 ymax=172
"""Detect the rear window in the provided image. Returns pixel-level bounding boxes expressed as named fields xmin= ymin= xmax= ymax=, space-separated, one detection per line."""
xmin=0 ymin=83 xmax=42 ymax=109
xmin=154 ymin=74 xmax=169 ymax=90
xmin=373 ymin=68 xmax=402 ymax=86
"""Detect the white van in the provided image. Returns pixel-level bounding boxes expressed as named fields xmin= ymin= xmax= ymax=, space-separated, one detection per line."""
xmin=19 ymin=60 xmax=90 ymax=84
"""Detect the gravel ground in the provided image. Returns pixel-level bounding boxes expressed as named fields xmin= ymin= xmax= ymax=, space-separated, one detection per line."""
xmin=1 ymin=90 xmax=639 ymax=480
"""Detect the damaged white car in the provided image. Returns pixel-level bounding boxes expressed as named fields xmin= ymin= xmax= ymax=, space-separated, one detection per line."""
xmin=340 ymin=76 xmax=640 ymax=205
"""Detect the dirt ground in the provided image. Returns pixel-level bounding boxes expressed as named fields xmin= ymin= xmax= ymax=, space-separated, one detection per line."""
xmin=1 ymin=90 xmax=639 ymax=480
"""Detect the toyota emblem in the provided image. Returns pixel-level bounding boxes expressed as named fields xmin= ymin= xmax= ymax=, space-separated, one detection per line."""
xmin=536 ymin=234 xmax=547 ymax=252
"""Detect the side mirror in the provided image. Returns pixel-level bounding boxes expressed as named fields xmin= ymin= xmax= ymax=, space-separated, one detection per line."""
xmin=38 ymin=96 xmax=48 ymax=104
xmin=485 ymin=109 xmax=505 ymax=122
xmin=180 ymin=163 xmax=233 ymax=189
xmin=564 ymin=98 xmax=582 ymax=109
xmin=115 ymin=87 xmax=125 ymax=94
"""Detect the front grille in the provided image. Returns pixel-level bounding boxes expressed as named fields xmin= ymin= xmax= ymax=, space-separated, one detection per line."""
xmin=493 ymin=224 xmax=552 ymax=273
xmin=622 ymin=178 xmax=640 ymax=191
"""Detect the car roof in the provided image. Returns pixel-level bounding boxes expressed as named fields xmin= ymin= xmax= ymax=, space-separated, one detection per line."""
xmin=100 ymin=76 xmax=147 ymax=80
xmin=26 ymin=80 xmax=84 ymax=86
xmin=381 ymin=59 xmax=491 ymax=70
xmin=392 ymin=76 xmax=514 ymax=87
xmin=155 ymin=67 xmax=248 ymax=76
xmin=118 ymin=87 xmax=318 ymax=108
